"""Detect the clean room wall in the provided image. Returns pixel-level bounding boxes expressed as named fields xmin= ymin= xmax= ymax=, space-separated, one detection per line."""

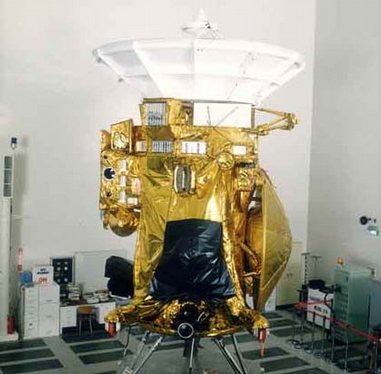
xmin=1 ymin=0 xmax=316 ymax=269
xmin=308 ymin=0 xmax=381 ymax=282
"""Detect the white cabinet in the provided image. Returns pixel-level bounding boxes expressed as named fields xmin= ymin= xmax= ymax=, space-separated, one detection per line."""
xmin=96 ymin=302 xmax=115 ymax=324
xmin=20 ymin=283 xmax=60 ymax=339
xmin=60 ymin=305 xmax=77 ymax=330
xmin=23 ymin=320 xmax=39 ymax=338
xmin=39 ymin=314 xmax=59 ymax=337
xmin=39 ymin=284 xmax=59 ymax=304
xmin=20 ymin=285 xmax=39 ymax=339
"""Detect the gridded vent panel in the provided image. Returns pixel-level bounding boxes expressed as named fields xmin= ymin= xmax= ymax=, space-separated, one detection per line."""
xmin=3 ymin=156 xmax=13 ymax=198
xmin=135 ymin=141 xmax=147 ymax=152
xmin=151 ymin=140 xmax=173 ymax=153
xmin=146 ymin=103 xmax=166 ymax=126
xmin=181 ymin=141 xmax=207 ymax=154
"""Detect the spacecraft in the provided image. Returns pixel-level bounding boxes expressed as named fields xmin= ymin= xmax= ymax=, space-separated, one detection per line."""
xmin=94 ymin=10 xmax=304 ymax=374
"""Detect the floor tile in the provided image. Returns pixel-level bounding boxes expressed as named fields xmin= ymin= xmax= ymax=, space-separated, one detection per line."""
xmin=0 ymin=359 xmax=63 ymax=374
xmin=157 ymin=342 xmax=184 ymax=351
xmin=330 ymin=346 xmax=365 ymax=361
xmin=336 ymin=358 xmax=370 ymax=372
xmin=70 ymin=339 xmax=123 ymax=353
xmin=271 ymin=326 xmax=311 ymax=338
xmin=0 ymin=339 xmax=46 ymax=352
xmin=288 ymin=368 xmax=328 ymax=374
xmin=79 ymin=349 xmax=126 ymax=364
xmin=226 ymin=333 xmax=256 ymax=344
xmin=263 ymin=312 xmax=283 ymax=319
xmin=129 ymin=326 xmax=146 ymax=336
xmin=0 ymin=348 xmax=54 ymax=364
xmin=269 ymin=319 xmax=297 ymax=328
xmin=242 ymin=346 xmax=289 ymax=360
xmin=260 ymin=356 xmax=309 ymax=372
xmin=61 ymin=330 xmax=111 ymax=343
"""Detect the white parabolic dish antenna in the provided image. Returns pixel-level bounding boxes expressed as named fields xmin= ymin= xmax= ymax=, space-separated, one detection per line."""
xmin=93 ymin=10 xmax=305 ymax=106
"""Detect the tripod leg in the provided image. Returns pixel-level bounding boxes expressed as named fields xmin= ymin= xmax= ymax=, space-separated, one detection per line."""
xmin=231 ymin=335 xmax=247 ymax=374
xmin=189 ymin=337 xmax=196 ymax=374
xmin=289 ymin=306 xmax=300 ymax=348
xmin=131 ymin=331 xmax=150 ymax=370
xmin=330 ymin=321 xmax=336 ymax=362
xmin=132 ymin=335 xmax=164 ymax=374
xmin=124 ymin=325 xmax=132 ymax=357
xmin=214 ymin=338 xmax=245 ymax=374
xmin=300 ymin=306 xmax=305 ymax=347
xmin=305 ymin=311 xmax=316 ymax=353
xmin=344 ymin=326 xmax=349 ymax=370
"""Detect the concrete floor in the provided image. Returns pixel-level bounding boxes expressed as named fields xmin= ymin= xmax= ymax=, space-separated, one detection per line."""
xmin=0 ymin=310 xmax=372 ymax=374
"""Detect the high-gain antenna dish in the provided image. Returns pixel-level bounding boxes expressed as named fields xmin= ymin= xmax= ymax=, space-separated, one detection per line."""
xmin=93 ymin=10 xmax=305 ymax=106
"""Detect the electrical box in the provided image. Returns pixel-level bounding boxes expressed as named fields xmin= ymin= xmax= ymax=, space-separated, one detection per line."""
xmin=334 ymin=265 xmax=372 ymax=343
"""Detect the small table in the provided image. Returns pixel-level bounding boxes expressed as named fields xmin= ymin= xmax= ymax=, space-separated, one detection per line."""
xmin=60 ymin=299 xmax=116 ymax=334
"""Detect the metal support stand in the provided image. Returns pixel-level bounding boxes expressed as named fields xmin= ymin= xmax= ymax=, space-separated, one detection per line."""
xmin=231 ymin=334 xmax=248 ymax=374
xmin=374 ymin=338 xmax=380 ymax=374
xmin=314 ymin=315 xmax=326 ymax=358
xmin=287 ymin=306 xmax=299 ymax=346
xmin=123 ymin=325 xmax=133 ymax=357
xmin=117 ymin=331 xmax=250 ymax=374
xmin=214 ymin=337 xmax=248 ymax=374
xmin=375 ymin=339 xmax=379 ymax=373
xmin=343 ymin=324 xmax=349 ymax=371
xmin=330 ymin=319 xmax=336 ymax=362
xmin=294 ymin=304 xmax=306 ymax=350
xmin=305 ymin=311 xmax=316 ymax=353
xmin=188 ymin=337 xmax=195 ymax=374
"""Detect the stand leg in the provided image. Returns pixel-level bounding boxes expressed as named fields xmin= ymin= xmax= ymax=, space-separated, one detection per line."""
xmin=117 ymin=330 xmax=250 ymax=374
xmin=131 ymin=331 xmax=150 ymax=370
xmin=124 ymin=325 xmax=133 ymax=357
xmin=214 ymin=338 xmax=246 ymax=374
xmin=300 ymin=306 xmax=305 ymax=347
xmin=311 ymin=312 xmax=316 ymax=353
xmin=375 ymin=340 xmax=379 ymax=372
xmin=132 ymin=335 xmax=164 ymax=374
xmin=189 ymin=338 xmax=195 ymax=374
xmin=78 ymin=318 xmax=82 ymax=336
xmin=330 ymin=321 xmax=336 ymax=362
xmin=305 ymin=311 xmax=316 ymax=353
xmin=313 ymin=315 xmax=326 ymax=358
xmin=231 ymin=334 xmax=247 ymax=374
xmin=344 ymin=326 xmax=349 ymax=370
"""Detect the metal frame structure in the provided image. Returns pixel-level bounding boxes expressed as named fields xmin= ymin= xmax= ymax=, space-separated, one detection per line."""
xmin=116 ymin=329 xmax=253 ymax=374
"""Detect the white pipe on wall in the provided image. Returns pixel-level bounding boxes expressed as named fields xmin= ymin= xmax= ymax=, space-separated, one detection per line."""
xmin=0 ymin=197 xmax=11 ymax=336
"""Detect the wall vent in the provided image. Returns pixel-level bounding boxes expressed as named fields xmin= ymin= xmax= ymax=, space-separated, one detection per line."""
xmin=3 ymin=156 xmax=13 ymax=198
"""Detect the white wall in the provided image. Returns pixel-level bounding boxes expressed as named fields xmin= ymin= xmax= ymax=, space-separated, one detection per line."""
xmin=1 ymin=0 xmax=316 ymax=270
xmin=308 ymin=0 xmax=381 ymax=282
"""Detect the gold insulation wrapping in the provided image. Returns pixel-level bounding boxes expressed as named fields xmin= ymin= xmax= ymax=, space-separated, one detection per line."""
xmin=99 ymin=98 xmax=295 ymax=336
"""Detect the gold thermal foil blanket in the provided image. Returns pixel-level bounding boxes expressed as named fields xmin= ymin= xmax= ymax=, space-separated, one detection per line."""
xmin=99 ymin=99 xmax=293 ymax=335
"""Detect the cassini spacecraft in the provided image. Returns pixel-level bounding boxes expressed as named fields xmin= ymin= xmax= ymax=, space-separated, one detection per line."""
xmin=94 ymin=10 xmax=304 ymax=373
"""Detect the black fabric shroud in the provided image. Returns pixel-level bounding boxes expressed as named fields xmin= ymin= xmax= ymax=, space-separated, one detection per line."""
xmin=105 ymin=256 xmax=134 ymax=298
xmin=150 ymin=219 xmax=235 ymax=300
